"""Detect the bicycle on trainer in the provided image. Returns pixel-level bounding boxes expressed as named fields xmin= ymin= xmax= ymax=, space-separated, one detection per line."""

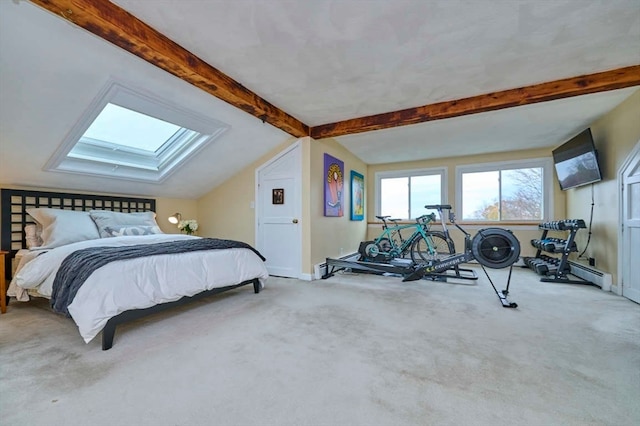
xmin=360 ymin=212 xmax=455 ymax=263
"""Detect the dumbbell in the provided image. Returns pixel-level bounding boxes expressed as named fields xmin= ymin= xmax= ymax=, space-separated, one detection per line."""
xmin=539 ymin=254 xmax=556 ymax=263
xmin=544 ymin=262 xmax=571 ymax=276
xmin=542 ymin=239 xmax=564 ymax=252
xmin=563 ymin=219 xmax=586 ymax=229
xmin=529 ymin=258 xmax=551 ymax=274
xmin=540 ymin=239 xmax=554 ymax=251
xmin=534 ymin=260 xmax=553 ymax=275
xmin=524 ymin=257 xmax=545 ymax=270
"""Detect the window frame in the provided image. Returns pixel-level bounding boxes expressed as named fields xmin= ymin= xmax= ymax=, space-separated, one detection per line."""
xmin=45 ymin=80 xmax=229 ymax=183
xmin=455 ymin=157 xmax=553 ymax=223
xmin=375 ymin=167 xmax=448 ymax=220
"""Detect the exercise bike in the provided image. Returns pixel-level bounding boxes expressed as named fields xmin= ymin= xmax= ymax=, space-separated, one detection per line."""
xmin=404 ymin=205 xmax=520 ymax=308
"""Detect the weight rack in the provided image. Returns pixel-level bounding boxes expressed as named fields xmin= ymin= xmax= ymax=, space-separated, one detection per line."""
xmin=523 ymin=219 xmax=593 ymax=284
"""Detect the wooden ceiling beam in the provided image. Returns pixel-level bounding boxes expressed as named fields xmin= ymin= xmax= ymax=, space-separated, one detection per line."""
xmin=310 ymin=65 xmax=640 ymax=139
xmin=30 ymin=0 xmax=310 ymax=138
xmin=26 ymin=1 xmax=640 ymax=141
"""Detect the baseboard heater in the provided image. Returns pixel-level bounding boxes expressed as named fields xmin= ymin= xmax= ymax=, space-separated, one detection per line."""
xmin=314 ymin=252 xmax=359 ymax=280
xmin=568 ymin=261 xmax=612 ymax=292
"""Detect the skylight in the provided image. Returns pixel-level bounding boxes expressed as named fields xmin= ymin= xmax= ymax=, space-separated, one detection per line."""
xmin=46 ymin=81 xmax=230 ymax=183
xmin=82 ymin=103 xmax=181 ymax=152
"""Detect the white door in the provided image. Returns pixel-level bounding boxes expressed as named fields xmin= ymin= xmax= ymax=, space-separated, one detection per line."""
xmin=256 ymin=143 xmax=302 ymax=278
xmin=621 ymin=141 xmax=640 ymax=303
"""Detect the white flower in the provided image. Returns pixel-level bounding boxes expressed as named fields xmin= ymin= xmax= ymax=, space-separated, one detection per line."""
xmin=177 ymin=219 xmax=199 ymax=235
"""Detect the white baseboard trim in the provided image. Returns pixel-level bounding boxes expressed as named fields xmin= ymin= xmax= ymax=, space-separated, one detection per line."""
xmin=567 ymin=261 xmax=613 ymax=292
xmin=298 ymin=273 xmax=313 ymax=281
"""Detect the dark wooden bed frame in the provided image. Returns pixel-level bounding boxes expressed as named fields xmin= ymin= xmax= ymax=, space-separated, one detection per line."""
xmin=0 ymin=188 xmax=261 ymax=350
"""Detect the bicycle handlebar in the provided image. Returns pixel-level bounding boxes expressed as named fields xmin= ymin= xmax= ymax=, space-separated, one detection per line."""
xmin=376 ymin=214 xmax=436 ymax=225
xmin=423 ymin=205 xmax=457 ymax=225
xmin=416 ymin=213 xmax=436 ymax=224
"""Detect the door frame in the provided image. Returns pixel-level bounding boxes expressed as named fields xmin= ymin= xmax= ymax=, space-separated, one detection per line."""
xmin=617 ymin=139 xmax=640 ymax=297
xmin=255 ymin=140 xmax=303 ymax=278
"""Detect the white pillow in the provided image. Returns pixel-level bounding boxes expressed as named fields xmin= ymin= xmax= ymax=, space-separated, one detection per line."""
xmin=24 ymin=223 xmax=43 ymax=249
xmin=89 ymin=210 xmax=159 ymax=238
xmin=26 ymin=208 xmax=101 ymax=249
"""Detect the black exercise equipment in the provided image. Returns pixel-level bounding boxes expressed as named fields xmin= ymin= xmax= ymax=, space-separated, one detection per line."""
xmin=523 ymin=219 xmax=595 ymax=285
xmin=324 ymin=205 xmax=521 ymax=308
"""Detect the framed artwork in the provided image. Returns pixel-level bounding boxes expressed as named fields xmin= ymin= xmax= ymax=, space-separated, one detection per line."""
xmin=350 ymin=170 xmax=364 ymax=221
xmin=324 ymin=153 xmax=344 ymax=217
xmin=272 ymin=188 xmax=284 ymax=205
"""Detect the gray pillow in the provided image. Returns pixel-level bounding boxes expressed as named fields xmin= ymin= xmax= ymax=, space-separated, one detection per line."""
xmin=89 ymin=210 xmax=159 ymax=238
xmin=103 ymin=225 xmax=163 ymax=237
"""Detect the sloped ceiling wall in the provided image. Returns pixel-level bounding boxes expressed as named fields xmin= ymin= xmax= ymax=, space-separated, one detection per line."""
xmin=0 ymin=1 xmax=289 ymax=199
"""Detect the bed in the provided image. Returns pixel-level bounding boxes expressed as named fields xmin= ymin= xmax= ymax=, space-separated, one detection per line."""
xmin=1 ymin=189 xmax=269 ymax=350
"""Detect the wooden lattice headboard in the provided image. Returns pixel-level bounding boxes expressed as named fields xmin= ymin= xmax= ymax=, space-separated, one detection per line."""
xmin=1 ymin=188 xmax=156 ymax=279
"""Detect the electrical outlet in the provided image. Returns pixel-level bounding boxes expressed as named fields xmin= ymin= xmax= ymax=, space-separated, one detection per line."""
xmin=589 ymin=257 xmax=595 ymax=267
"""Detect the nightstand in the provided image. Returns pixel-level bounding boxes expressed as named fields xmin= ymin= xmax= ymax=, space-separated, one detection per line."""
xmin=0 ymin=250 xmax=7 ymax=314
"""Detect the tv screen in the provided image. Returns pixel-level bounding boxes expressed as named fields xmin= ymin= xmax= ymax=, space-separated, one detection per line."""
xmin=552 ymin=128 xmax=602 ymax=190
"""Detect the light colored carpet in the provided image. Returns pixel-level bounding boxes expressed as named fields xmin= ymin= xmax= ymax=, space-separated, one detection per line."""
xmin=1 ymin=266 xmax=639 ymax=426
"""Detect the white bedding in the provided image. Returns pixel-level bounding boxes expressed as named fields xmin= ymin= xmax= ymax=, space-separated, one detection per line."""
xmin=9 ymin=234 xmax=269 ymax=343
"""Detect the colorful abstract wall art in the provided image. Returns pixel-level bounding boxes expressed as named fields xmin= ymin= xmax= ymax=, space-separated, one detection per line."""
xmin=350 ymin=170 xmax=364 ymax=221
xmin=324 ymin=153 xmax=344 ymax=217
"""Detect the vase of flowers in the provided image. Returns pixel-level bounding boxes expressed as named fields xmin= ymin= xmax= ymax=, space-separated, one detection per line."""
xmin=177 ymin=219 xmax=199 ymax=235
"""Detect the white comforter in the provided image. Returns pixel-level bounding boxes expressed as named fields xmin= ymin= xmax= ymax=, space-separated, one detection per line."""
xmin=9 ymin=234 xmax=269 ymax=343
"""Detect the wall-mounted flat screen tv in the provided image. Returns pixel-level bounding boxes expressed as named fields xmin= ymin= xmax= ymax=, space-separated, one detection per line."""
xmin=552 ymin=128 xmax=602 ymax=190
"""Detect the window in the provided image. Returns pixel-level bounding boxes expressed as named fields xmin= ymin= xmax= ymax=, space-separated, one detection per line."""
xmin=376 ymin=168 xmax=447 ymax=219
xmin=46 ymin=81 xmax=229 ymax=182
xmin=456 ymin=158 xmax=553 ymax=221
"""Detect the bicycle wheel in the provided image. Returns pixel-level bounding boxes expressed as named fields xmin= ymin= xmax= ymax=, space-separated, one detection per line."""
xmin=410 ymin=231 xmax=455 ymax=264
xmin=362 ymin=237 xmax=393 ymax=261
xmin=377 ymin=238 xmax=393 ymax=254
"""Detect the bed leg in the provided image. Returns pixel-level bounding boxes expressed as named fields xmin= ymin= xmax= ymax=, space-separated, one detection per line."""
xmin=253 ymin=279 xmax=261 ymax=294
xmin=102 ymin=321 xmax=116 ymax=350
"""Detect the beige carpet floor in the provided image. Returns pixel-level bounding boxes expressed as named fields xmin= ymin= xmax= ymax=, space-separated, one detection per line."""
xmin=1 ymin=266 xmax=639 ymax=426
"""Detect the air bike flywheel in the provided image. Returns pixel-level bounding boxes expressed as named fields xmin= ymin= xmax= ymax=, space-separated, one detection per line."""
xmin=471 ymin=228 xmax=521 ymax=269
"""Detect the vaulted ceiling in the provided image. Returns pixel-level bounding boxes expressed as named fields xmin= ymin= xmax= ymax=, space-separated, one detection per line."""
xmin=1 ymin=0 xmax=639 ymax=198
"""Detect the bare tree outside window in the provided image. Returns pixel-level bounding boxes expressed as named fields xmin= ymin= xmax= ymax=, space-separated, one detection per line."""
xmin=467 ymin=168 xmax=543 ymax=221
xmin=501 ymin=168 xmax=543 ymax=220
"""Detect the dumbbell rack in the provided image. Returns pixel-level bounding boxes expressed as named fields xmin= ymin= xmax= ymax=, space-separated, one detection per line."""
xmin=523 ymin=219 xmax=591 ymax=284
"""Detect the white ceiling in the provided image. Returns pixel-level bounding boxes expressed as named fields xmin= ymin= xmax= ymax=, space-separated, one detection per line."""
xmin=113 ymin=0 xmax=640 ymax=125
xmin=339 ymin=88 xmax=638 ymax=164
xmin=1 ymin=0 xmax=639 ymax=197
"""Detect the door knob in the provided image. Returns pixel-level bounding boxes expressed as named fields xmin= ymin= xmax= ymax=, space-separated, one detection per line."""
xmin=292 ymin=219 xmax=298 ymax=223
